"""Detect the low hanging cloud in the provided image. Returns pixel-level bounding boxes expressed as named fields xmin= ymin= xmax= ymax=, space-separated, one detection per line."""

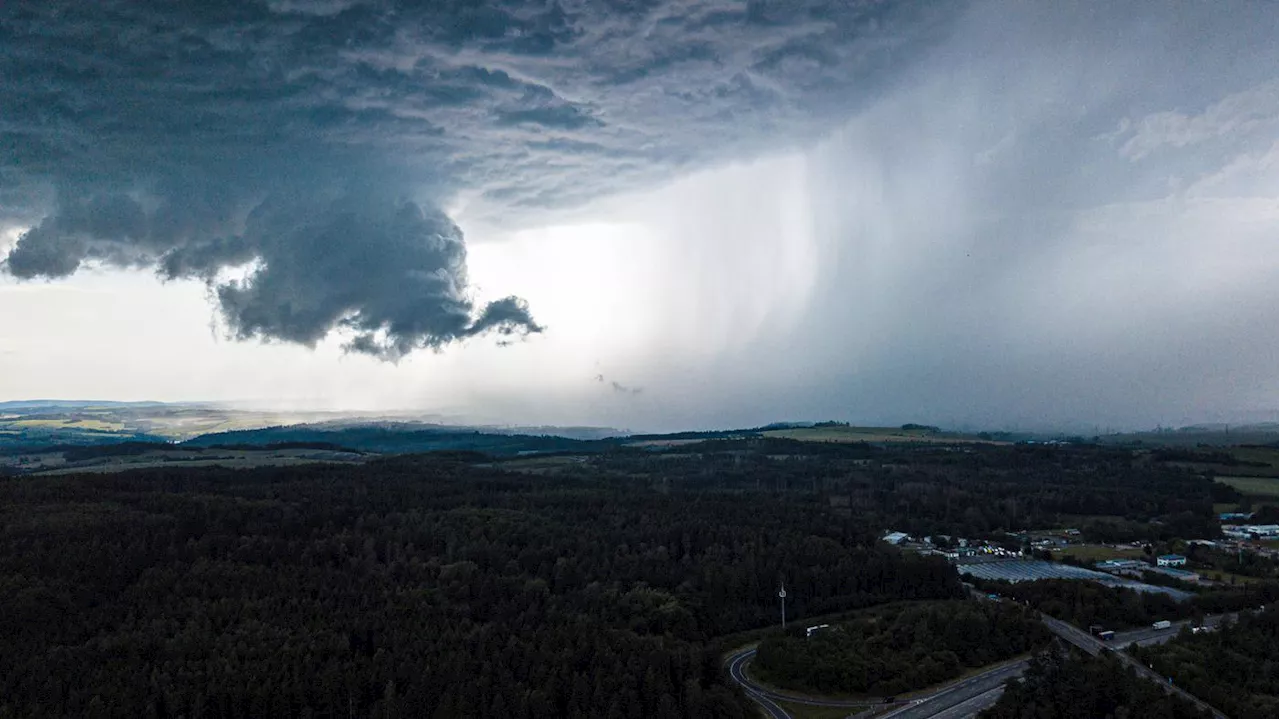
xmin=4 ymin=189 xmax=540 ymax=359
xmin=0 ymin=0 xmax=957 ymax=357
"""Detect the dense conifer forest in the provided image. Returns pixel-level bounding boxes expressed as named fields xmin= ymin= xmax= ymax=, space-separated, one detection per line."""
xmin=562 ymin=439 xmax=1241 ymax=541
xmin=979 ymin=649 xmax=1212 ymax=719
xmin=0 ymin=438 xmax=1272 ymax=717
xmin=0 ymin=454 xmax=958 ymax=718
xmin=1131 ymin=607 xmax=1278 ymax=719
xmin=752 ymin=600 xmax=1049 ymax=695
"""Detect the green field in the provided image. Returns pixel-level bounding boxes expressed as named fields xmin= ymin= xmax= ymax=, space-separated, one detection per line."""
xmin=1215 ymin=476 xmax=1278 ymax=500
xmin=1226 ymin=445 xmax=1279 ymax=467
xmin=6 ymin=417 xmax=125 ymax=431
xmin=1159 ymin=445 xmax=1280 ymax=479
xmin=490 ymin=455 xmax=588 ymax=474
xmin=1057 ymin=544 xmax=1145 ymax=563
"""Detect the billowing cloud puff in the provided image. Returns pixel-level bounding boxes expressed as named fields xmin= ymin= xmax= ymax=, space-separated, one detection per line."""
xmin=0 ymin=0 xmax=956 ymax=356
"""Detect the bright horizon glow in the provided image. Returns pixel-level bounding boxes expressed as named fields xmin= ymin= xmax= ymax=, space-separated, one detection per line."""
xmin=0 ymin=151 xmax=824 ymax=431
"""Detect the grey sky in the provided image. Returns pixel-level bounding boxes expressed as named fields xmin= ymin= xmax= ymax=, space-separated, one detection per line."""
xmin=0 ymin=0 xmax=1275 ymax=431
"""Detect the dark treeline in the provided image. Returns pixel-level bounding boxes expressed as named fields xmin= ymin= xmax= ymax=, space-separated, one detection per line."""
xmin=10 ymin=434 xmax=1245 ymax=545
xmin=1183 ymin=542 xmax=1279 ymax=580
xmin=753 ymin=600 xmax=1049 ymax=696
xmin=182 ymin=426 xmax=601 ymax=456
xmin=980 ymin=580 xmax=1187 ymax=630
xmin=0 ymin=455 xmax=959 ymax=719
xmin=580 ymin=439 xmax=1234 ymax=540
xmin=1132 ymin=608 xmax=1278 ymax=719
xmin=980 ymin=648 xmax=1212 ymax=719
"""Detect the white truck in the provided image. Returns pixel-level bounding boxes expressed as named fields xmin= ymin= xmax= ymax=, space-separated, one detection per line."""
xmin=805 ymin=624 xmax=830 ymax=638
xmin=1151 ymin=620 xmax=1172 ymax=630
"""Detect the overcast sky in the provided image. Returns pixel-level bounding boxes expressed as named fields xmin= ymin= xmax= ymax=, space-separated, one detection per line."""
xmin=1 ymin=0 xmax=1275 ymax=432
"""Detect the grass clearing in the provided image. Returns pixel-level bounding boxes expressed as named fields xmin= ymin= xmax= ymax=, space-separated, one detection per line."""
xmin=1194 ymin=569 xmax=1267 ymax=586
xmin=775 ymin=701 xmax=876 ymax=719
xmin=1054 ymin=514 xmax=1129 ymax=526
xmin=1056 ymin=545 xmax=1145 ymax=563
xmin=492 ymin=455 xmax=588 ymax=474
xmin=1214 ymin=476 xmax=1278 ymax=500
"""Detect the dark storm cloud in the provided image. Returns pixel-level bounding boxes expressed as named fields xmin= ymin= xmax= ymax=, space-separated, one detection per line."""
xmin=0 ymin=0 xmax=958 ymax=356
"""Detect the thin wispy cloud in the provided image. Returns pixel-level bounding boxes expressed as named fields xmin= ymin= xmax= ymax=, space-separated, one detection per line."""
xmin=1115 ymin=83 xmax=1277 ymax=161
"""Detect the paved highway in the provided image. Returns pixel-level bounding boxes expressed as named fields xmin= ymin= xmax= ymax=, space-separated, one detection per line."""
xmin=919 ymin=686 xmax=1005 ymax=719
xmin=1034 ymin=611 xmax=1229 ymax=719
xmin=1110 ymin=612 xmax=1235 ymax=648
xmin=877 ymin=661 xmax=1026 ymax=719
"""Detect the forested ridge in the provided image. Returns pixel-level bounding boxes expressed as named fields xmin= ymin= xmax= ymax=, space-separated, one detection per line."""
xmin=0 ymin=454 xmax=958 ymax=718
xmin=570 ymin=440 xmax=1238 ymax=541
xmin=972 ymin=575 xmax=1192 ymax=626
xmin=753 ymin=600 xmax=1050 ymax=696
xmin=0 ymin=438 xmax=1269 ymax=717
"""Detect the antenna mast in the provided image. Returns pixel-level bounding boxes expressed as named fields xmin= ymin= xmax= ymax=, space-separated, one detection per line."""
xmin=778 ymin=580 xmax=787 ymax=628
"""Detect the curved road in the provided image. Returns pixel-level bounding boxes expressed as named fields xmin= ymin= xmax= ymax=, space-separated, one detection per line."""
xmin=725 ymin=647 xmax=1026 ymax=719
xmin=726 ymin=647 xmax=878 ymax=717
xmin=725 ymin=649 xmax=791 ymax=719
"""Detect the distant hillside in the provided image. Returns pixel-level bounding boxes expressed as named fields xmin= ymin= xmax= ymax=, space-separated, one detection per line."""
xmin=1099 ymin=423 xmax=1278 ymax=448
xmin=298 ymin=419 xmax=624 ymax=442
xmin=183 ymin=423 xmax=608 ymax=457
xmin=0 ymin=399 xmax=171 ymax=411
xmin=0 ymin=401 xmax=625 ymax=455
xmin=761 ymin=424 xmax=1001 ymax=445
